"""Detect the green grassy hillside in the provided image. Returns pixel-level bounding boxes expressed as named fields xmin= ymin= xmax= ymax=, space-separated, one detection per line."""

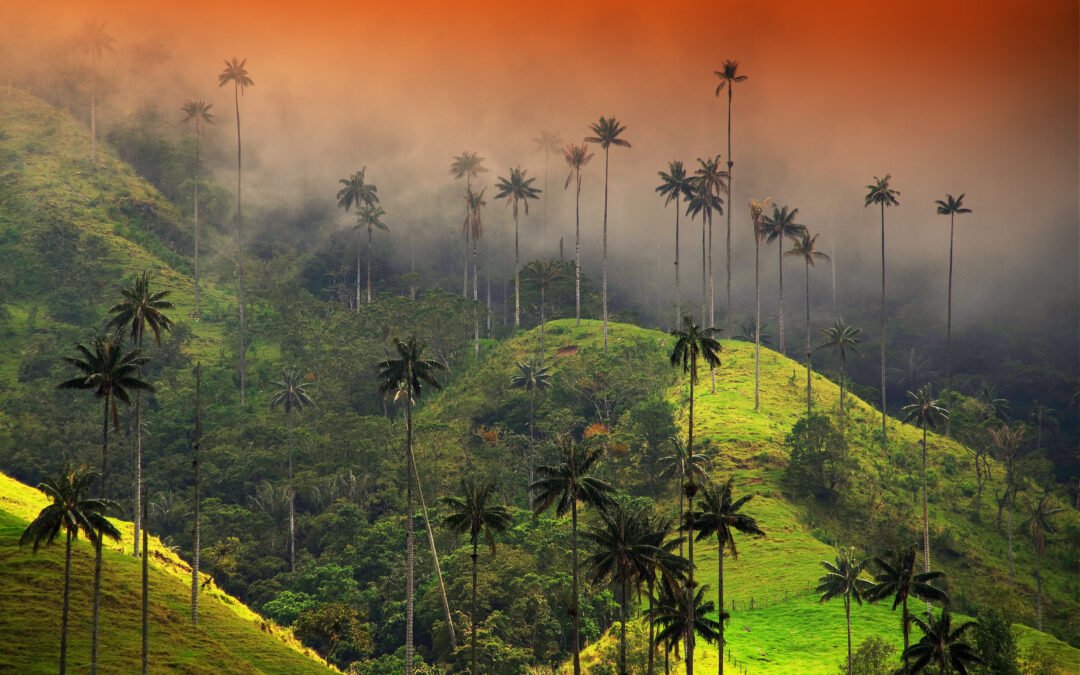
xmin=0 ymin=470 xmax=335 ymax=673
xmin=421 ymin=319 xmax=1080 ymax=673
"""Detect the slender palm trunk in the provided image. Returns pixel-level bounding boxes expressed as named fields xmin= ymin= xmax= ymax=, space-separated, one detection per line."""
xmin=474 ymin=237 xmax=480 ymax=357
xmin=90 ymin=51 xmax=98 ymax=163
xmin=922 ymin=426 xmax=931 ymax=614
xmin=233 ymin=83 xmax=246 ymax=405
xmin=405 ymin=402 xmax=415 ymax=675
xmin=778 ymin=235 xmax=786 ymax=355
xmin=701 ymin=217 xmax=707 ymax=328
xmin=463 ymin=226 xmax=470 ymax=298
xmin=839 ymin=354 xmax=846 ymax=429
xmin=1035 ymin=549 xmax=1043 ymax=630
xmin=619 ymin=574 xmax=628 ymax=675
xmin=717 ymin=543 xmax=725 ymax=675
xmin=367 ymin=225 xmax=374 ymax=304
xmin=754 ymin=228 xmax=761 ymax=411
xmin=674 ymin=199 xmax=681 ymax=330
xmin=575 ymin=173 xmax=582 ymax=326
xmin=1006 ymin=499 xmax=1015 ymax=582
xmin=539 ymin=284 xmax=547 ymax=367
xmin=831 ymin=240 xmax=837 ymax=317
xmin=91 ymin=394 xmax=110 ymax=675
xmin=134 ymin=390 xmax=143 ymax=556
xmin=355 ymin=229 xmax=362 ymax=311
xmin=191 ymin=365 xmax=202 ymax=624
xmin=708 ymin=210 xmax=715 ymax=328
xmin=647 ymin=579 xmax=656 ymax=674
xmin=514 ymin=209 xmax=521 ymax=329
xmin=527 ymin=394 xmax=535 ymax=510
xmin=486 ymin=236 xmax=492 ymax=337
xmin=288 ymin=412 xmax=295 ymax=572
xmin=193 ymin=125 xmax=201 ymax=316
xmin=471 ymin=539 xmax=479 ymax=675
xmin=726 ymin=86 xmax=734 ymax=336
xmin=141 ymin=483 xmax=149 ymax=675
xmin=412 ymin=461 xmax=457 ymax=649
xmin=602 ymin=149 xmax=610 ymax=352
xmin=571 ymin=498 xmax=581 ymax=675
xmin=686 ymin=365 xmax=696 ymax=675
xmin=901 ymin=599 xmax=910 ymax=670
xmin=945 ymin=212 xmax=955 ymax=436
xmin=844 ymin=596 xmax=852 ymax=675
xmin=60 ymin=529 xmax=72 ymax=675
xmin=879 ymin=203 xmax=887 ymax=451
xmin=805 ymin=261 xmax=812 ymax=416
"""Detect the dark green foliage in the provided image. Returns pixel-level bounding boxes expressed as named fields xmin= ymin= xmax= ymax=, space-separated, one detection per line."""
xmin=293 ymin=602 xmax=373 ymax=669
xmin=785 ymin=414 xmax=853 ymax=502
xmin=971 ymin=609 xmax=1019 ymax=675
xmin=903 ymin=610 xmax=982 ymax=674
xmin=841 ymin=636 xmax=895 ymax=675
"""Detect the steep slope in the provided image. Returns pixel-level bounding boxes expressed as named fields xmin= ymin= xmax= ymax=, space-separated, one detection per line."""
xmin=0 ymin=470 xmax=335 ymax=673
xmin=421 ymin=318 xmax=1079 ymax=673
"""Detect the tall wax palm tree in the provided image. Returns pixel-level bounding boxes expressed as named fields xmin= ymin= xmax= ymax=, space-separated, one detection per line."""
xmin=865 ymin=175 xmax=900 ymax=451
xmin=563 ymin=143 xmax=594 ymax=326
xmin=336 ymin=168 xmax=380 ymax=309
xmin=509 ymin=360 xmax=552 ymax=505
xmin=1022 ymin=494 xmax=1063 ymax=630
xmin=494 ymin=167 xmax=542 ymax=330
xmin=669 ymin=315 xmax=721 ymax=675
xmin=989 ymin=424 xmax=1026 ymax=580
xmin=903 ymin=610 xmax=982 ymax=675
xmin=819 ymin=319 xmax=862 ymax=428
xmin=522 ymin=259 xmax=566 ymax=366
xmin=531 ymin=436 xmax=615 ymax=675
xmin=649 ymin=576 xmax=721 ymax=675
xmin=692 ymin=157 xmax=729 ymax=328
xmin=218 ymin=57 xmax=254 ymax=404
xmin=377 ymin=338 xmax=444 ymax=675
xmin=685 ymin=183 xmax=720 ymax=333
xmin=935 ymin=192 xmax=971 ymax=429
xmin=867 ymin=547 xmax=949 ymax=669
xmin=785 ymin=231 xmax=830 ymax=416
xmin=107 ymin=271 xmax=174 ymax=557
xmin=584 ymin=503 xmax=665 ymax=675
xmin=692 ymin=478 xmax=764 ymax=675
xmin=657 ymin=161 xmax=694 ymax=329
xmin=816 ymin=547 xmax=873 ymax=675
xmin=181 ymin=99 xmax=213 ymax=315
xmin=21 ymin=467 xmax=120 ymax=675
xmin=463 ymin=187 xmax=487 ymax=354
xmin=76 ymin=20 xmax=115 ymax=163
xmin=450 ymin=151 xmax=488 ymax=297
xmin=715 ymin=61 xmax=747 ymax=334
xmin=761 ymin=204 xmax=806 ymax=355
xmin=190 ymin=363 xmax=203 ymax=624
xmin=585 ymin=116 xmax=631 ymax=352
xmin=749 ymin=198 xmax=771 ymax=410
xmin=441 ymin=479 xmax=511 ymax=675
xmin=357 ymin=205 xmax=388 ymax=304
xmin=268 ymin=368 xmax=314 ymax=572
xmin=902 ymin=384 xmax=948 ymax=592
xmin=59 ymin=331 xmax=151 ymax=675
xmin=533 ymin=130 xmax=563 ymax=233
xmin=657 ymin=438 xmax=709 ymax=561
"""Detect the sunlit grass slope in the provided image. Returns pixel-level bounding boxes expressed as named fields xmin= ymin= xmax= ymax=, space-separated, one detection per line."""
xmin=430 ymin=319 xmax=1079 ymax=673
xmin=0 ymin=470 xmax=335 ymax=674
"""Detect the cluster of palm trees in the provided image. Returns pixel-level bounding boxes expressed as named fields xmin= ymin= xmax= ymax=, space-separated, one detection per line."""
xmin=336 ymin=167 xmax=386 ymax=309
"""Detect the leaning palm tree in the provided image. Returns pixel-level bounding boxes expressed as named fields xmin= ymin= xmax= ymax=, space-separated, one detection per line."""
xmin=785 ymin=231 xmax=830 ymax=416
xmin=649 ymin=575 xmax=721 ymax=675
xmin=584 ymin=502 xmax=665 ymax=675
xmin=531 ymin=435 xmax=615 ymax=675
xmin=585 ymin=116 xmax=631 ymax=352
xmin=935 ymin=192 xmax=971 ymax=428
xmin=1022 ymin=494 xmax=1063 ymax=630
xmin=76 ymin=20 xmax=115 ymax=163
xmin=902 ymin=384 xmax=948 ymax=591
xmin=657 ymin=161 xmax=695 ymax=329
xmin=377 ymin=338 xmax=444 ymax=675
xmin=357 ymin=205 xmax=388 ymax=304
xmin=450 ymin=151 xmax=488 ymax=297
xmin=509 ymin=360 xmax=552 ymax=504
xmin=21 ymin=467 xmax=120 ymax=675
xmin=181 ymin=99 xmax=213 ymax=315
xmin=903 ymin=610 xmax=982 ymax=674
xmin=692 ymin=478 xmax=764 ymax=675
xmin=867 ymin=547 xmax=949 ymax=670
xmin=748 ymin=198 xmax=771 ymax=410
xmin=107 ymin=271 xmax=174 ymax=557
xmin=336 ymin=168 xmax=380 ymax=309
xmin=818 ymin=319 xmax=862 ymax=428
xmin=692 ymin=157 xmax=729 ymax=328
xmin=714 ymin=61 xmax=747 ymax=334
xmin=441 ymin=479 xmax=511 ymax=675
xmin=494 ymin=167 xmax=542 ymax=330
xmin=761 ymin=204 xmax=806 ymax=355
xmin=58 ymin=331 xmax=151 ymax=675
xmin=563 ymin=143 xmax=594 ymax=325
xmin=268 ymin=368 xmax=314 ymax=572
xmin=865 ymin=175 xmax=900 ymax=451
xmin=816 ymin=547 xmax=873 ymax=675
xmin=521 ymin=259 xmax=566 ymax=365
xmin=669 ymin=315 xmax=721 ymax=675
xmin=533 ymin=130 xmax=563 ymax=233
xmin=218 ymin=57 xmax=254 ymax=404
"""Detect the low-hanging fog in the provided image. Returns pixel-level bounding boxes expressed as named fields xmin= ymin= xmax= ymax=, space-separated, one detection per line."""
xmin=3 ymin=0 xmax=1078 ymax=383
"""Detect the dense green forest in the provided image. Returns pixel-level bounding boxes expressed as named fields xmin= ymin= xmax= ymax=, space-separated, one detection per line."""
xmin=0 ymin=34 xmax=1077 ymax=675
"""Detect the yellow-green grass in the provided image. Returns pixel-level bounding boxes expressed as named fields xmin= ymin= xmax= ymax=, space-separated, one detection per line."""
xmin=0 ymin=470 xmax=335 ymax=674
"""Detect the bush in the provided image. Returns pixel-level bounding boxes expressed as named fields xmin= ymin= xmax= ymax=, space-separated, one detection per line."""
xmin=972 ymin=609 xmax=1019 ymax=674
xmin=840 ymin=636 xmax=895 ymax=675
xmin=785 ymin=414 xmax=854 ymax=502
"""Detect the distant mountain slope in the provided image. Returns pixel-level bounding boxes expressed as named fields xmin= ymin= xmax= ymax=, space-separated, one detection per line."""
xmin=0 ymin=470 xmax=335 ymax=673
